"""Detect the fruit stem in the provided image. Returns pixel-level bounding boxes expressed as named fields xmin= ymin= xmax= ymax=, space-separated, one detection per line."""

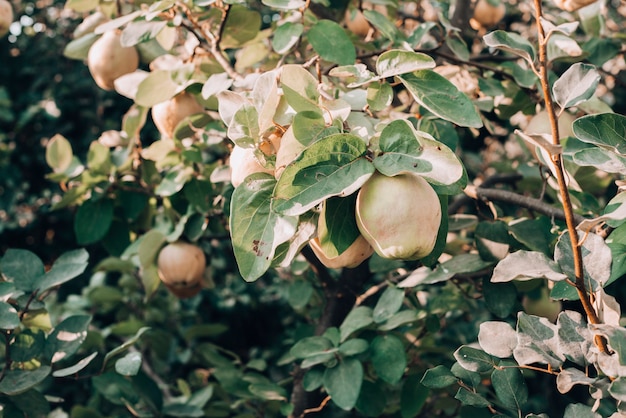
xmin=532 ymin=0 xmax=608 ymax=354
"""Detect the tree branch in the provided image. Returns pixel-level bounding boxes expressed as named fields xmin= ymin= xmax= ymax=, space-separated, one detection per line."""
xmin=532 ymin=0 xmax=607 ymax=353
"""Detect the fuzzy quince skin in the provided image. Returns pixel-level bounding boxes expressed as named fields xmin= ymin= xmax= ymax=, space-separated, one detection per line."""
xmin=157 ymin=241 xmax=206 ymax=298
xmin=229 ymin=146 xmax=275 ymax=188
xmin=87 ymin=30 xmax=139 ymax=91
xmin=309 ymin=235 xmax=374 ymax=269
xmin=151 ymin=92 xmax=204 ymax=139
xmin=0 ymin=0 xmax=14 ymax=38
xmin=356 ymin=172 xmax=441 ymax=260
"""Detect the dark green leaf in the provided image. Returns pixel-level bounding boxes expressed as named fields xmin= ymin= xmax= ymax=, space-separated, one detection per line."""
xmin=339 ymin=338 xmax=369 ymax=356
xmin=323 ymin=358 xmax=363 ymax=410
xmin=0 ymin=249 xmax=45 ymax=292
xmin=421 ymin=365 xmax=458 ymax=389
xmin=74 ymin=199 xmax=114 ymax=245
xmin=290 ymin=336 xmax=335 ymax=359
xmin=355 ymin=380 xmax=387 ymax=417
xmin=44 ymin=314 xmax=92 ymax=363
xmin=453 ymin=346 xmax=496 ymax=373
xmin=483 ymin=280 xmax=517 ymax=318
xmin=370 ymin=335 xmax=407 ymax=384
xmin=35 ymin=249 xmax=89 ymax=293
xmin=340 ymin=306 xmax=373 ymax=342
xmin=373 ymin=285 xmax=405 ymax=323
xmin=401 ymin=375 xmax=429 ymax=417
xmin=491 ymin=364 xmax=528 ymax=411
xmin=455 ymin=387 xmax=491 ymax=407
xmin=0 ymin=367 xmax=51 ymax=396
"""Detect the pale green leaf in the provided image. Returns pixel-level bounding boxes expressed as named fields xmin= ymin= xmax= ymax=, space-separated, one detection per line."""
xmin=46 ymin=134 xmax=73 ymax=173
xmin=230 ymin=173 xmax=298 ymax=282
xmin=308 ymin=20 xmax=356 ymax=66
xmin=553 ymin=63 xmax=600 ymax=110
xmin=272 ymin=133 xmax=375 ymax=216
xmin=375 ymin=50 xmax=435 ymax=79
xmin=272 ymin=22 xmax=303 ymax=54
xmin=483 ymin=30 xmax=536 ymax=63
xmin=399 ymin=71 xmax=483 ymax=128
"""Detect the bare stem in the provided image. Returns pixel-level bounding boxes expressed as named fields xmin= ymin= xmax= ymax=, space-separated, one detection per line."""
xmin=532 ymin=0 xmax=608 ymax=353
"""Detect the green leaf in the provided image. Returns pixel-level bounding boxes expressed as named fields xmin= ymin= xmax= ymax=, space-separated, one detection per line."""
xmin=249 ymin=382 xmax=288 ymax=401
xmin=6 ymin=389 xmax=50 ymax=417
xmin=0 ymin=367 xmax=51 ymax=395
xmin=572 ymin=112 xmax=626 ymax=156
xmin=92 ymin=372 xmax=140 ymax=406
xmin=0 ymin=249 xmax=45 ymax=292
xmin=115 ymin=351 xmax=142 ymax=376
xmin=399 ymin=71 xmax=483 ymax=128
xmin=453 ymin=346 xmax=496 ymax=373
xmin=370 ymin=335 xmax=406 ymax=384
xmin=323 ymin=358 xmax=363 ymax=410
xmin=483 ymin=281 xmax=517 ymax=319
xmin=491 ymin=251 xmax=567 ymax=282
xmin=378 ymin=309 xmax=423 ymax=331
xmin=44 ymin=314 xmax=91 ymax=363
xmin=221 ymin=6 xmax=261 ymax=48
xmin=272 ymin=22 xmax=303 ymax=54
xmin=230 ymin=173 xmax=298 ymax=282
xmin=52 ymin=352 xmax=99 ymax=377
xmin=292 ymin=110 xmax=328 ymax=145
xmin=75 ymin=199 xmax=114 ymax=245
xmin=340 ymin=306 xmax=374 ymax=342
xmin=11 ymin=329 xmax=45 ymax=362
xmin=563 ymin=403 xmax=601 ymax=418
xmin=318 ymin=195 xmax=360 ymax=257
xmin=491 ymin=364 xmax=528 ymax=412
xmin=46 ymin=134 xmax=73 ymax=173
xmin=228 ymin=103 xmax=260 ymax=142
xmin=421 ymin=365 xmax=458 ymax=389
xmin=367 ymin=83 xmax=393 ymax=112
xmin=553 ymin=63 xmax=600 ymax=110
xmin=35 ymin=249 xmax=89 ymax=293
xmin=373 ymin=119 xmax=465 ymax=188
xmin=280 ymin=65 xmax=320 ymax=113
xmin=63 ymin=32 xmax=98 ymax=60
xmin=272 ymin=133 xmax=375 ymax=216
xmin=355 ymin=380 xmax=387 ymax=417
xmin=121 ymin=20 xmax=167 ymax=47
xmin=483 ymin=30 xmax=536 ymax=63
xmin=303 ymin=368 xmax=324 ymax=391
xmin=373 ymin=285 xmax=405 ymax=323
xmin=135 ymin=70 xmax=180 ymax=107
xmin=362 ymin=9 xmax=398 ymax=40
xmin=455 ymin=387 xmax=491 ymax=407
xmin=552 ymin=231 xmax=611 ymax=300
xmin=339 ymin=338 xmax=369 ymax=356
xmin=103 ymin=327 xmax=151 ymax=366
xmin=290 ymin=336 xmax=335 ymax=359
xmin=401 ymin=375 xmax=429 ymax=418
xmin=375 ymin=50 xmax=435 ymax=79
xmin=0 ymin=302 xmax=19 ymax=330
xmin=308 ymin=20 xmax=356 ymax=65
xmin=514 ymin=312 xmax=564 ymax=368
xmin=261 ymin=0 xmax=305 ymax=10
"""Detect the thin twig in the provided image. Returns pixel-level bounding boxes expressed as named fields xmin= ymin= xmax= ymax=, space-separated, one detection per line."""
xmin=301 ymin=395 xmax=331 ymax=417
xmin=532 ymin=0 xmax=608 ymax=353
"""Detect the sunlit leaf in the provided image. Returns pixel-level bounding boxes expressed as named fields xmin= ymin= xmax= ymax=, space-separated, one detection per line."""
xmin=553 ymin=63 xmax=600 ymax=110
xmin=399 ymin=71 xmax=483 ymax=128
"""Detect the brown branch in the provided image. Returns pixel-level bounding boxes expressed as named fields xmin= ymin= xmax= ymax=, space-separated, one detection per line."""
xmin=532 ymin=0 xmax=608 ymax=353
xmin=469 ymin=186 xmax=586 ymax=225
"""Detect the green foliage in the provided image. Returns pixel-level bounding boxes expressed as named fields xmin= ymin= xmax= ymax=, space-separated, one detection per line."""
xmin=2 ymin=0 xmax=626 ymax=416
